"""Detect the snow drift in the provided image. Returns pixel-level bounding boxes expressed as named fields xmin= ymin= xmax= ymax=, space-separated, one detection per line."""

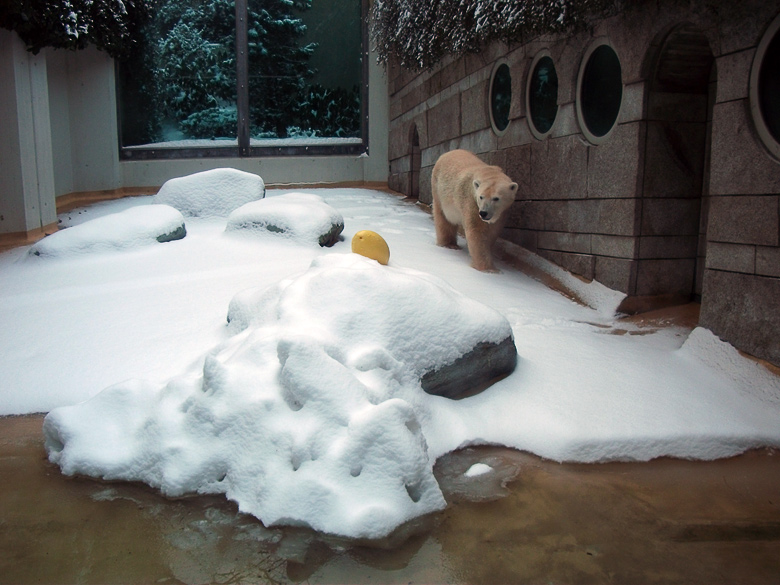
xmin=44 ymin=254 xmax=516 ymax=539
xmin=155 ymin=168 xmax=265 ymax=217
xmin=226 ymin=192 xmax=344 ymax=246
xmin=30 ymin=205 xmax=186 ymax=258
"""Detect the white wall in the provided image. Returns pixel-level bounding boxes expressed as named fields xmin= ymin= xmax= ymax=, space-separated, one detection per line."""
xmin=0 ymin=30 xmax=57 ymax=235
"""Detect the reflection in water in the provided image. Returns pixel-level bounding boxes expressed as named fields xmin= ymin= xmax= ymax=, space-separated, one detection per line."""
xmin=2 ymin=416 xmax=780 ymax=584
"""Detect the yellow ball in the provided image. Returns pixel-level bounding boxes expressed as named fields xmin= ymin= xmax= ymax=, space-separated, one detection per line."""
xmin=351 ymin=230 xmax=390 ymax=265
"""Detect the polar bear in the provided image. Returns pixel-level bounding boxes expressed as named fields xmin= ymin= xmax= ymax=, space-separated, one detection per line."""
xmin=431 ymin=149 xmax=518 ymax=272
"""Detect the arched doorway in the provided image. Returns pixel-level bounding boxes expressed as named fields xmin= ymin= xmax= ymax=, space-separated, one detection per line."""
xmin=409 ymin=124 xmax=421 ymax=200
xmin=640 ymin=23 xmax=715 ymax=302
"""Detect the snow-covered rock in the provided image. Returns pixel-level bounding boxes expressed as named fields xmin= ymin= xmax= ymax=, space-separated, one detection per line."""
xmin=30 ymin=205 xmax=186 ymax=258
xmin=43 ymin=254 xmax=516 ymax=539
xmin=225 ymin=192 xmax=344 ymax=247
xmin=154 ymin=168 xmax=265 ymax=218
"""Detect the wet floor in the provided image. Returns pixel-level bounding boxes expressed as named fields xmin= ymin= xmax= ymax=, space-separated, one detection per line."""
xmin=2 ymin=414 xmax=780 ymax=584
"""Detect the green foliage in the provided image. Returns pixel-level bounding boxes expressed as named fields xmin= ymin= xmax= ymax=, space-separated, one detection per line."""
xmin=297 ymin=84 xmax=361 ymax=138
xmin=0 ymin=0 xmax=152 ymax=58
xmin=370 ymin=0 xmax=619 ymax=70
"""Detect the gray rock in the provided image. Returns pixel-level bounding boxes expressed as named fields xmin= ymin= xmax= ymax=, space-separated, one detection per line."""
xmin=420 ymin=335 xmax=517 ymax=399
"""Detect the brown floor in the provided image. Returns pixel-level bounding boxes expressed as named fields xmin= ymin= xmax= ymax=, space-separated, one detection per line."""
xmin=2 ymin=414 xmax=779 ymax=584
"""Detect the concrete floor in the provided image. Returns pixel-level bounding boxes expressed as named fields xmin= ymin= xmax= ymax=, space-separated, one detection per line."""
xmin=2 ymin=414 xmax=779 ymax=584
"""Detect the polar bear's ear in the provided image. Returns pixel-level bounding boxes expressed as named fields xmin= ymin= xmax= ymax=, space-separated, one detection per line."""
xmin=473 ymin=180 xmax=481 ymax=190
xmin=509 ymin=182 xmax=518 ymax=192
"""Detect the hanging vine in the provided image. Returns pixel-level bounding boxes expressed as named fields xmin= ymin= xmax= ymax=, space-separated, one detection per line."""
xmin=369 ymin=0 xmax=619 ymax=70
xmin=0 ymin=0 xmax=153 ymax=58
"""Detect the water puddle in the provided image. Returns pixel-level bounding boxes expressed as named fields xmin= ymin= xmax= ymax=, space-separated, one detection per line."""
xmin=2 ymin=414 xmax=780 ymax=584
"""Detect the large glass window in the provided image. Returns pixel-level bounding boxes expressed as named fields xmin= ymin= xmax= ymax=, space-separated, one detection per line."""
xmin=750 ymin=13 xmax=780 ymax=159
xmin=118 ymin=0 xmax=366 ymax=159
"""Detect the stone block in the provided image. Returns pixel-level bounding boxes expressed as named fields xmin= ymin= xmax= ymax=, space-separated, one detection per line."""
xmin=439 ymin=58 xmax=466 ymax=92
xmin=700 ymin=269 xmax=780 ymax=366
xmin=709 ymin=101 xmax=780 ymax=196
xmin=640 ymin=198 xmax=701 ymax=236
xmin=419 ymin=166 xmax=433 ymax=205
xmin=538 ymin=231 xmax=592 ymax=254
xmin=642 ymin=121 xmax=706 ymax=198
xmin=756 ymin=246 xmax=780 ymax=278
xmin=588 ymin=122 xmax=642 ymax=199
xmin=716 ymin=0 xmax=777 ymax=55
xmin=461 ymin=80 xmax=489 ymax=135
xmin=705 ymin=242 xmax=755 ymax=273
xmin=620 ymin=82 xmax=646 ymax=124
xmin=506 ymin=200 xmax=542 ymax=230
xmin=503 ymin=144 xmax=531 ymax=195
xmin=592 ymin=234 xmax=637 ymax=258
xmin=427 ymin=94 xmax=461 ymax=146
xmin=501 ymin=227 xmax=538 ymax=251
xmin=544 ymin=199 xmax=637 ymax=236
xmin=550 ymin=102 xmax=579 ymax=138
xmin=497 ymin=117 xmax=533 ymax=149
xmin=715 ymin=49 xmax=752 ymax=103
xmin=707 ymin=195 xmax=779 ymax=246
xmin=638 ymin=235 xmax=698 ymax=259
xmin=595 ymin=256 xmax=636 ymax=293
xmin=400 ymin=83 xmax=425 ymax=115
xmin=459 ymin=129 xmax=498 ymax=155
xmin=635 ymin=258 xmax=696 ymax=297
xmin=545 ymin=250 xmax=596 ymax=281
xmin=529 ymin=135 xmax=588 ymax=199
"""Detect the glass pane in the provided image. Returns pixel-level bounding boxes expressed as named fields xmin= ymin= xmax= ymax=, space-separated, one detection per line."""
xmin=491 ymin=63 xmax=512 ymax=133
xmin=119 ymin=0 xmax=238 ymax=148
xmin=759 ymin=29 xmax=780 ymax=143
xmin=248 ymin=0 xmax=362 ymax=144
xmin=529 ymin=56 xmax=558 ymax=135
xmin=580 ymin=44 xmax=622 ymax=138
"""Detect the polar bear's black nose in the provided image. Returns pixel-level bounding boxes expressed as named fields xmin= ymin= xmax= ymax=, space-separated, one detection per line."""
xmin=479 ymin=211 xmax=489 ymax=219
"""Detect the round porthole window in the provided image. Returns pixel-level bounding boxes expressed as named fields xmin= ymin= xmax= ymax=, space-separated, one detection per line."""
xmin=489 ymin=60 xmax=512 ymax=135
xmin=577 ymin=40 xmax=623 ymax=144
xmin=750 ymin=13 xmax=780 ymax=159
xmin=527 ymin=51 xmax=559 ymax=140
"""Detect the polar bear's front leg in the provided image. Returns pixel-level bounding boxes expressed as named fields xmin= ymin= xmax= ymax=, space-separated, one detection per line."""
xmin=463 ymin=219 xmax=497 ymax=272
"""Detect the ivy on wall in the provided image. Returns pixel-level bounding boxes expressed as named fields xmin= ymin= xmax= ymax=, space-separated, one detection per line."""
xmin=0 ymin=0 xmax=152 ymax=58
xmin=369 ymin=0 xmax=618 ymax=70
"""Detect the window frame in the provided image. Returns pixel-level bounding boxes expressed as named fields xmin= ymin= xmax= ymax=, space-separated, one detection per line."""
xmin=576 ymin=38 xmax=623 ymax=145
xmin=526 ymin=49 xmax=559 ymax=141
xmin=749 ymin=12 xmax=780 ymax=160
xmin=488 ymin=58 xmax=512 ymax=137
xmin=117 ymin=0 xmax=369 ymax=160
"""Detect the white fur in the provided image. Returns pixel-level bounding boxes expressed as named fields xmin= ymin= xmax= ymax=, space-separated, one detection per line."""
xmin=431 ymin=150 xmax=518 ymax=272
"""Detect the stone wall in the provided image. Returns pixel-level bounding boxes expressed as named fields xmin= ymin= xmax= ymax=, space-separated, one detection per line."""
xmin=387 ymin=0 xmax=780 ymax=365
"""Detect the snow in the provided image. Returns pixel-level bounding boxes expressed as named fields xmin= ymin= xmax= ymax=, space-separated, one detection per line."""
xmin=154 ymin=168 xmax=266 ymax=217
xmin=29 ymin=205 xmax=185 ymax=258
xmin=2 ymin=185 xmax=780 ymax=540
xmin=226 ymin=192 xmax=344 ymax=245
xmin=464 ymin=463 xmax=493 ymax=477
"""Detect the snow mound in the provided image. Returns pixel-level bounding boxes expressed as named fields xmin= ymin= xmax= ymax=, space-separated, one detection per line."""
xmin=43 ymin=254 xmax=515 ymax=539
xmin=154 ymin=168 xmax=265 ymax=218
xmin=29 ymin=205 xmax=186 ymax=258
xmin=225 ymin=192 xmax=344 ymax=247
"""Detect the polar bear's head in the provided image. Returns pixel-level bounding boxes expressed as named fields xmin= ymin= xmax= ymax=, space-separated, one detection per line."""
xmin=473 ymin=173 xmax=518 ymax=224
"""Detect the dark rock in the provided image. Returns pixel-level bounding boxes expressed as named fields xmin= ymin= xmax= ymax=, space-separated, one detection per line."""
xmin=156 ymin=223 xmax=187 ymax=243
xmin=420 ymin=335 xmax=518 ymax=399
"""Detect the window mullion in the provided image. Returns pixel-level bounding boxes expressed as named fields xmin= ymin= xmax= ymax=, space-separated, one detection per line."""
xmin=235 ymin=0 xmax=250 ymax=156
